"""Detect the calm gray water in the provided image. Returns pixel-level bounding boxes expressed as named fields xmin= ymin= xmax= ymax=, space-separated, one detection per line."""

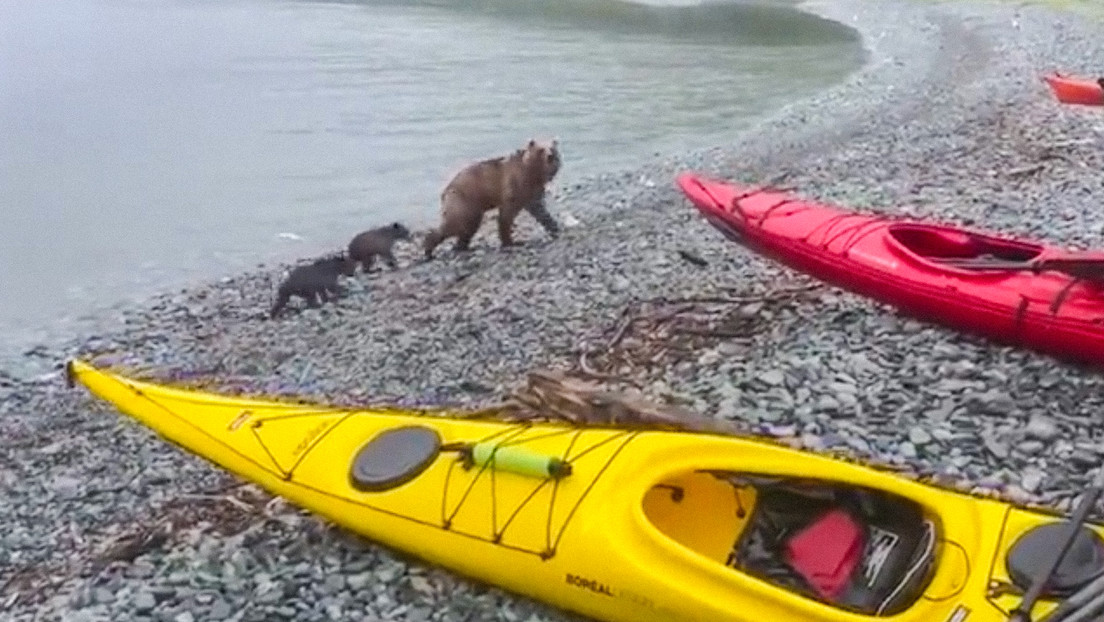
xmin=0 ymin=0 xmax=865 ymax=361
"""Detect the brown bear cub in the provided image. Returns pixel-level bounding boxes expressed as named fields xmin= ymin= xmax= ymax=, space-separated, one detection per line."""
xmin=269 ymin=253 xmax=356 ymax=318
xmin=348 ymin=222 xmax=412 ymax=273
xmin=423 ymin=138 xmax=562 ymax=259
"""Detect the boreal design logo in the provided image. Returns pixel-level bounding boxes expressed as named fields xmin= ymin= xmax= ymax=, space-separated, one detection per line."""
xmin=565 ymin=573 xmax=613 ymax=597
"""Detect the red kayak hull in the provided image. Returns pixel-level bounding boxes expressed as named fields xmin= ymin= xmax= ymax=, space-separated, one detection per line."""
xmin=1043 ymin=73 xmax=1104 ymax=106
xmin=676 ymin=172 xmax=1104 ymax=365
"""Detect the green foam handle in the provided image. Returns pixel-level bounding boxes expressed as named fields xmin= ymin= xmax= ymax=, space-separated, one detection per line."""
xmin=470 ymin=442 xmax=572 ymax=480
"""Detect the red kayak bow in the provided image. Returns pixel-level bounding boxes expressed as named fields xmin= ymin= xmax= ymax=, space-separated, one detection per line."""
xmin=677 ymin=172 xmax=1104 ymax=365
xmin=1042 ymin=73 xmax=1104 ymax=106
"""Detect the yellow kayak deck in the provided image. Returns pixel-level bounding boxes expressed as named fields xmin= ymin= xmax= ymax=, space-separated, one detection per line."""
xmin=68 ymin=359 xmax=1102 ymax=622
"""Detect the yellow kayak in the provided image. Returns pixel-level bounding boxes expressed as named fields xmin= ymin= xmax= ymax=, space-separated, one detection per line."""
xmin=67 ymin=359 xmax=1104 ymax=622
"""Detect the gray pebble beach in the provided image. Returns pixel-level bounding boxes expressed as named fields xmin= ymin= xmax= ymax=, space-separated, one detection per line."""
xmin=6 ymin=0 xmax=1104 ymax=620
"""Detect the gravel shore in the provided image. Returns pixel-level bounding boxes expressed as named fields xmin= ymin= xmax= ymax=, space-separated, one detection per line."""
xmin=6 ymin=0 xmax=1104 ymax=620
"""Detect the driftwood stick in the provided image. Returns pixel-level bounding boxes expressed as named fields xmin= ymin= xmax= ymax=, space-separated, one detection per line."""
xmin=1007 ymin=163 xmax=1046 ymax=178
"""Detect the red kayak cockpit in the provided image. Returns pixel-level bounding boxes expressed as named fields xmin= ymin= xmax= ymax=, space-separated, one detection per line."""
xmin=885 ymin=223 xmax=1044 ymax=272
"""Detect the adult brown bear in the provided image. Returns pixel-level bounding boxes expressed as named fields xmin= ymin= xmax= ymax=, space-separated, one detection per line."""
xmin=423 ymin=138 xmax=562 ymax=259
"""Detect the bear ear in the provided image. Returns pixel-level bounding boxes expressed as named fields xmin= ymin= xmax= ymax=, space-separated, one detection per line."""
xmin=527 ymin=139 xmax=536 ymax=149
xmin=392 ymin=222 xmax=401 ymax=229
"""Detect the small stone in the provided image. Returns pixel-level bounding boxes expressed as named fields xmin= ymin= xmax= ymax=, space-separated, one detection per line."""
xmin=346 ymin=572 xmax=372 ymax=592
xmin=93 ymin=587 xmax=115 ymax=604
xmin=1022 ymin=469 xmax=1046 ymax=494
xmin=760 ymin=370 xmax=785 ymax=386
xmin=410 ymin=576 xmax=433 ymax=596
xmin=766 ymin=424 xmax=797 ymax=438
xmin=718 ymin=341 xmax=745 ymax=356
xmin=375 ymin=566 xmax=399 ymax=583
xmin=979 ymin=390 xmax=1016 ymax=416
xmin=984 ymin=437 xmax=1010 ymax=459
xmin=716 ymin=396 xmax=743 ymax=421
xmin=801 ymin=434 xmax=824 ymax=451
xmin=847 ymin=437 xmax=871 ymax=453
xmin=898 ymin=441 xmax=918 ymax=459
xmin=837 ymin=392 xmax=858 ymax=409
xmin=1072 ymin=450 xmax=1098 ymax=469
xmin=939 ymin=379 xmax=977 ymax=393
xmin=128 ymin=563 xmax=155 ymax=579
xmin=209 ymin=600 xmax=232 ymax=620
xmin=829 ymin=381 xmax=858 ymax=395
xmin=931 ymin=428 xmax=955 ymax=442
xmin=757 ymin=408 xmax=782 ymax=423
xmin=906 ymin=425 xmax=930 ymax=445
xmin=1024 ymin=415 xmax=1060 ymax=442
xmin=1005 ymin=485 xmax=1034 ymax=505
xmin=50 ymin=475 xmax=82 ymax=495
xmin=134 ymin=592 xmax=156 ymax=613
xmin=1018 ymin=440 xmax=1045 ymax=455
xmin=256 ymin=586 xmax=282 ymax=605
xmin=698 ymin=350 xmax=722 ymax=367
xmin=174 ymin=613 xmax=195 ymax=622
xmin=323 ymin=575 xmax=345 ymax=594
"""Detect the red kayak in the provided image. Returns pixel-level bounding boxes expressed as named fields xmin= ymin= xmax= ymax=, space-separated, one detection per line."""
xmin=1042 ymin=73 xmax=1104 ymax=106
xmin=676 ymin=172 xmax=1104 ymax=365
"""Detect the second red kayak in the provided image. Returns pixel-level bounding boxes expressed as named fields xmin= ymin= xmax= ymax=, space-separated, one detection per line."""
xmin=677 ymin=172 xmax=1104 ymax=366
xmin=1042 ymin=73 xmax=1104 ymax=106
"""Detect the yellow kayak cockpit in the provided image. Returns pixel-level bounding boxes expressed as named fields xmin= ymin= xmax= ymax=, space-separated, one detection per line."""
xmin=642 ymin=471 xmax=943 ymax=618
xmin=78 ymin=358 xmax=1104 ymax=622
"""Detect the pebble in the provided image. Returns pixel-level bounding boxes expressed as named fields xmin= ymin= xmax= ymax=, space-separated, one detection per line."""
xmin=93 ymin=588 xmax=115 ymax=605
xmin=908 ymin=427 xmax=932 ymax=446
xmin=1022 ymin=469 xmax=1047 ymax=494
xmin=209 ymin=600 xmax=232 ymax=619
xmin=899 ymin=441 xmax=918 ymax=459
xmin=323 ymin=575 xmax=346 ymax=594
xmin=134 ymin=593 xmax=157 ymax=613
xmin=347 ymin=572 xmax=373 ymax=591
xmin=759 ymin=370 xmax=785 ymax=387
xmin=1024 ymin=415 xmax=1060 ymax=442
xmin=984 ymin=437 xmax=1010 ymax=459
xmin=1018 ymin=440 xmax=1045 ymax=456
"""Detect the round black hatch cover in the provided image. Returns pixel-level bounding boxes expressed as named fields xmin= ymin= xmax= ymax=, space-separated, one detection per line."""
xmin=1007 ymin=521 xmax=1104 ymax=597
xmin=349 ymin=426 xmax=442 ymax=492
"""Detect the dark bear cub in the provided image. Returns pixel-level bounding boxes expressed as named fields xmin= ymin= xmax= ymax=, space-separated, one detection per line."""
xmin=348 ymin=222 xmax=412 ymax=273
xmin=269 ymin=253 xmax=356 ymax=318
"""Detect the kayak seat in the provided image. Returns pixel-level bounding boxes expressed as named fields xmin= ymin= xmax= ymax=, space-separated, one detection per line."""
xmin=886 ymin=224 xmax=1041 ymax=266
xmin=727 ymin=479 xmax=937 ymax=616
